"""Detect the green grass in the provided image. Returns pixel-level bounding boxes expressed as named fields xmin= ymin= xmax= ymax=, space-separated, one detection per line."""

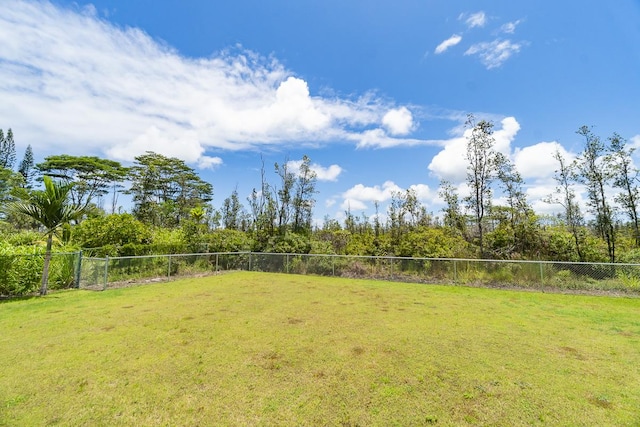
xmin=1 ymin=272 xmax=640 ymax=426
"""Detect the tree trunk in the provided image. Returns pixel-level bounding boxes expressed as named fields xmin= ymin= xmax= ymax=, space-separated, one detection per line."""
xmin=40 ymin=233 xmax=53 ymax=295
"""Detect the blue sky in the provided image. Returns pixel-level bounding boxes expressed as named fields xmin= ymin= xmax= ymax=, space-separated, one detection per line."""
xmin=1 ymin=0 xmax=639 ymax=224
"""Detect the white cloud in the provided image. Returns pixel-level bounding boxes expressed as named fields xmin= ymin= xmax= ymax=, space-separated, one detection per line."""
xmin=513 ymin=141 xmax=574 ymax=180
xmin=341 ymin=181 xmax=402 ymax=210
xmin=500 ymin=20 xmax=522 ymax=34
xmin=465 ymin=39 xmax=523 ymax=69
xmin=341 ymin=198 xmax=368 ymax=212
xmin=382 ymin=107 xmax=414 ymax=135
xmin=492 ymin=116 xmax=520 ymax=152
xmin=339 ymin=181 xmax=434 ymax=212
xmin=313 ymin=164 xmax=343 ymax=181
xmin=353 ymin=129 xmax=434 ymax=149
xmin=460 ymin=11 xmax=487 ymax=29
xmin=198 ymin=156 xmax=224 ymax=169
xmin=428 ymin=116 xmax=520 ymax=182
xmin=428 ymin=135 xmax=467 ymax=182
xmin=107 ymin=126 xmax=206 ymax=164
xmin=0 ymin=0 xmax=423 ymax=167
xmin=286 ymin=159 xmax=343 ymax=182
xmin=434 ymin=34 xmax=462 ymax=54
xmin=408 ymin=184 xmax=433 ymax=201
xmin=343 ymin=181 xmax=401 ymax=202
xmin=630 ymin=135 xmax=640 ymax=149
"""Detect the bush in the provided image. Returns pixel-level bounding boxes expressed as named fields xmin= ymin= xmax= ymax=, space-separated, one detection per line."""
xmin=207 ymin=229 xmax=251 ymax=253
xmin=0 ymin=243 xmax=42 ymax=296
xmin=48 ymin=253 xmax=78 ymax=290
xmin=74 ymin=214 xmax=151 ymax=250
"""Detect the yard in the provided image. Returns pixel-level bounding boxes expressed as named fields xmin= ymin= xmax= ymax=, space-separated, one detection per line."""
xmin=1 ymin=272 xmax=639 ymax=425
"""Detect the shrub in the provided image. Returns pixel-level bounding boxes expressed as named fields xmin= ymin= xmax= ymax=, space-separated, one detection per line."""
xmin=0 ymin=243 xmax=42 ymax=296
xmin=207 ymin=229 xmax=251 ymax=253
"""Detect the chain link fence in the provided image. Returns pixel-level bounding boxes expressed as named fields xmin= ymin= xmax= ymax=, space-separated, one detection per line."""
xmin=78 ymin=252 xmax=250 ymax=290
xmin=0 ymin=252 xmax=81 ymax=297
xmin=77 ymin=252 xmax=640 ymax=294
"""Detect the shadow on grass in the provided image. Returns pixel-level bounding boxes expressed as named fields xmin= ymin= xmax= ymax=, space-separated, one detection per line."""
xmin=0 ymin=294 xmax=41 ymax=304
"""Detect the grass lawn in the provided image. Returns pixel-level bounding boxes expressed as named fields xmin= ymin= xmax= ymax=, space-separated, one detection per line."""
xmin=1 ymin=272 xmax=639 ymax=426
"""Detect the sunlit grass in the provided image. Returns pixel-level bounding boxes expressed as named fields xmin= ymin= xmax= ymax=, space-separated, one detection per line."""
xmin=1 ymin=272 xmax=639 ymax=426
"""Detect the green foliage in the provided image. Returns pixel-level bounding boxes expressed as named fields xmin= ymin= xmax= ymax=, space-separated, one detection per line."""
xmin=207 ymin=229 xmax=251 ymax=253
xmin=266 ymin=232 xmax=312 ymax=254
xmin=0 ymin=242 xmax=42 ymax=296
xmin=316 ymin=228 xmax=351 ymax=254
xmin=149 ymin=227 xmax=188 ymax=254
xmin=309 ymin=239 xmax=334 ymax=254
xmin=616 ymin=248 xmax=640 ymax=264
xmin=0 ymin=128 xmax=16 ymax=170
xmin=345 ymin=230 xmax=376 ymax=256
xmin=36 ymin=154 xmax=128 ymax=210
xmin=464 ymin=114 xmax=504 ymax=255
xmin=3 ymin=230 xmax=42 ymax=246
xmin=74 ymin=213 xmax=151 ymax=249
xmin=48 ymin=253 xmax=77 ymax=290
xmin=17 ymin=145 xmax=35 ymax=189
xmin=0 ymin=167 xmax=24 ymax=219
xmin=126 ymin=152 xmax=213 ymax=228
xmin=576 ymin=126 xmax=616 ymax=262
xmin=8 ymin=176 xmax=85 ymax=233
xmin=7 ymin=176 xmax=87 ymax=294
xmin=395 ymin=227 xmax=467 ymax=258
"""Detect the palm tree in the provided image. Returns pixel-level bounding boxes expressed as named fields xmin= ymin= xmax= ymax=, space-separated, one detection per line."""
xmin=8 ymin=176 xmax=87 ymax=295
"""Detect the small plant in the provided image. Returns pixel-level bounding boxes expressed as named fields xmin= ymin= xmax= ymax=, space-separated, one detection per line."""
xmin=616 ymin=271 xmax=640 ymax=291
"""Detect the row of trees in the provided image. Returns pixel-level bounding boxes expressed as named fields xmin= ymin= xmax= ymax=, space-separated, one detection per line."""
xmin=3 ymin=121 xmax=640 ymax=295
xmin=441 ymin=116 xmax=639 ymax=263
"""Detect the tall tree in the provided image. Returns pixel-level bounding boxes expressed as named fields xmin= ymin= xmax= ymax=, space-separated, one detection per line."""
xmin=0 ymin=167 xmax=23 ymax=220
xmin=388 ymin=188 xmax=430 ymax=245
xmin=17 ymin=145 xmax=35 ymax=188
xmin=496 ymin=158 xmax=536 ymax=255
xmin=292 ymin=155 xmax=317 ymax=234
xmin=463 ymin=114 xmax=503 ymax=256
xmin=36 ymin=155 xmax=128 ymax=210
xmin=575 ymin=126 xmax=616 ymax=262
xmin=545 ymin=149 xmax=585 ymax=261
xmin=439 ymin=180 xmax=466 ymax=236
xmin=247 ymin=158 xmax=277 ymax=249
xmin=222 ymin=188 xmax=245 ymax=230
xmin=8 ymin=176 xmax=87 ymax=295
xmin=0 ymin=128 xmax=16 ymax=170
xmin=274 ymin=159 xmax=295 ymax=233
xmin=606 ymin=133 xmax=640 ymax=247
xmin=126 ymin=152 xmax=213 ymax=227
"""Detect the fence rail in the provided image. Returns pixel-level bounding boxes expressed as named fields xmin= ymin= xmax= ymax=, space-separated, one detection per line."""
xmin=76 ymin=252 xmax=640 ymax=294
xmin=3 ymin=251 xmax=640 ymax=296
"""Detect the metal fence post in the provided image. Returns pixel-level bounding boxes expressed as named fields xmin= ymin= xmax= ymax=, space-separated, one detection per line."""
xmin=286 ymin=254 xmax=289 ymax=273
xmin=539 ymin=261 xmax=544 ymax=284
xmin=332 ymin=255 xmax=335 ymax=276
xmin=453 ymin=260 xmax=457 ymax=282
xmin=248 ymin=252 xmax=252 ymax=271
xmin=168 ymin=254 xmax=172 ymax=280
xmin=215 ymin=254 xmax=219 ymax=271
xmin=103 ymin=256 xmax=109 ymax=291
xmin=75 ymin=250 xmax=83 ymax=288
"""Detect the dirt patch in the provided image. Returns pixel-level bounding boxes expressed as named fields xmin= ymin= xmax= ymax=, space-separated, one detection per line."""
xmin=88 ymin=270 xmax=236 ymax=291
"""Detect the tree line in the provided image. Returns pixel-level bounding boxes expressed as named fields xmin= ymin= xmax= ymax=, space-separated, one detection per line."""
xmin=2 ymin=117 xmax=640 ymax=292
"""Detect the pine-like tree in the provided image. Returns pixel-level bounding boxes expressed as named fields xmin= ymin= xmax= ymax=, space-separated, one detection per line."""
xmin=18 ymin=144 xmax=35 ymax=188
xmin=0 ymin=128 xmax=16 ymax=170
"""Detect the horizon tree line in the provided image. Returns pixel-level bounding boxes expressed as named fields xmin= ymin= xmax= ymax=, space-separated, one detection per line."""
xmin=1 ymin=123 xmax=640 ymax=265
